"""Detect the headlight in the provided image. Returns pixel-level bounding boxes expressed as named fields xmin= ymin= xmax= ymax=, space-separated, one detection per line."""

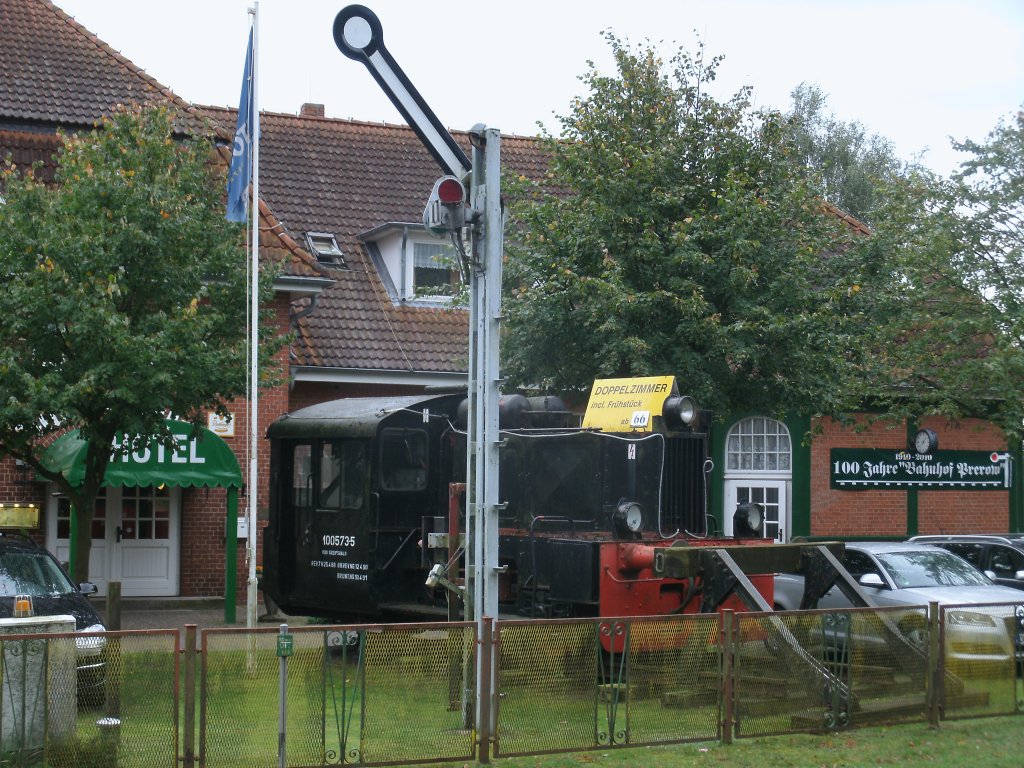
xmin=732 ymin=502 xmax=765 ymax=538
xmin=946 ymin=611 xmax=995 ymax=627
xmin=76 ymin=623 xmax=107 ymax=653
xmin=613 ymin=500 xmax=643 ymax=536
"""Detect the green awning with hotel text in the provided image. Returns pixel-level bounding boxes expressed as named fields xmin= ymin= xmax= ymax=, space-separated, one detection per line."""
xmin=42 ymin=420 xmax=243 ymax=489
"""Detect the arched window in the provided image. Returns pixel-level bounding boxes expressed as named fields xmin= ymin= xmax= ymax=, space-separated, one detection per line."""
xmin=724 ymin=417 xmax=792 ymax=541
xmin=726 ymin=417 xmax=791 ymax=472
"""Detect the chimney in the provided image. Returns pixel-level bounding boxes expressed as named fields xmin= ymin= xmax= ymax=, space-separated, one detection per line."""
xmin=300 ymin=103 xmax=325 ymax=118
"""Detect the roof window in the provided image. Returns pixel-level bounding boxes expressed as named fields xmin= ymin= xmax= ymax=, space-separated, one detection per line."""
xmin=305 ymin=232 xmax=346 ymax=266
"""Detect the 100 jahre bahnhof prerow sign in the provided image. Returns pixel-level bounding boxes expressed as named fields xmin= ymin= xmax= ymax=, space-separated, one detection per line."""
xmin=830 ymin=449 xmax=1013 ymax=490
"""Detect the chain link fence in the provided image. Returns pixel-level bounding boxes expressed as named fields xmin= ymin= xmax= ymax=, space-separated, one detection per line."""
xmin=0 ymin=628 xmax=178 ymax=767
xmin=0 ymin=602 xmax=1021 ymax=766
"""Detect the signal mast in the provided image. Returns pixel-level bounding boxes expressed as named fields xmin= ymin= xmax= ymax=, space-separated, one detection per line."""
xmin=333 ymin=4 xmax=503 ymax=745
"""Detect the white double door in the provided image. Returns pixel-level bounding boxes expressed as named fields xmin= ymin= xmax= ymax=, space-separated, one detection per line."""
xmin=47 ymin=485 xmax=180 ymax=597
xmin=723 ymin=479 xmax=789 ymax=542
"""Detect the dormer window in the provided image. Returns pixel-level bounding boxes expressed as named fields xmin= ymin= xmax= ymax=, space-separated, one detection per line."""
xmin=413 ymin=242 xmax=460 ymax=295
xmin=358 ymin=223 xmax=464 ymax=306
xmin=305 ymin=232 xmax=346 ymax=266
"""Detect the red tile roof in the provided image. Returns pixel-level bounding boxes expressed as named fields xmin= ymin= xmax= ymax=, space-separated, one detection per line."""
xmin=0 ymin=0 xmax=199 ymax=128
xmin=2 ymin=0 xmax=868 ymax=383
xmin=201 ymin=107 xmax=551 ymax=375
xmin=0 ymin=130 xmax=63 ymax=182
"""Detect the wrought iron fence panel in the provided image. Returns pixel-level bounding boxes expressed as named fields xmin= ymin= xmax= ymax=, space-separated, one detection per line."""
xmin=732 ymin=611 xmax=838 ymax=738
xmin=201 ymin=626 xmax=285 ymax=767
xmin=613 ymin=615 xmax=721 ymax=746
xmin=734 ymin=607 xmax=934 ymax=739
xmin=200 ymin=622 xmax=474 ymax=768
xmin=494 ymin=614 xmax=722 ymax=758
xmin=844 ymin=607 xmax=929 ymax=728
xmin=494 ymin=618 xmax=598 ymax=756
xmin=357 ymin=622 xmax=476 ymax=765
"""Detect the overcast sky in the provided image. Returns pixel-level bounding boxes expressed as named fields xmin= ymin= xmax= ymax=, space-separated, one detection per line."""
xmin=54 ymin=0 xmax=1023 ymax=176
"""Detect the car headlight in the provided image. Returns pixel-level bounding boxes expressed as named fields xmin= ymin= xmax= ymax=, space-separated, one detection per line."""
xmin=76 ymin=623 xmax=107 ymax=653
xmin=946 ymin=611 xmax=995 ymax=627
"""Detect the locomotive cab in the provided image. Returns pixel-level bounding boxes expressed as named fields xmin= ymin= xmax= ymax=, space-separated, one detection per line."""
xmin=263 ymin=392 xmax=466 ymax=619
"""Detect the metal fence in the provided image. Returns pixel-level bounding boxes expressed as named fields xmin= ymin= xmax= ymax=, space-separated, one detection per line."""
xmin=0 ymin=627 xmax=178 ymax=767
xmin=0 ymin=602 xmax=1021 ymax=766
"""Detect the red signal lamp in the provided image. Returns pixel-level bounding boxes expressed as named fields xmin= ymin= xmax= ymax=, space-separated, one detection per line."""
xmin=423 ymin=175 xmax=467 ymax=237
xmin=435 ymin=176 xmax=465 ymax=207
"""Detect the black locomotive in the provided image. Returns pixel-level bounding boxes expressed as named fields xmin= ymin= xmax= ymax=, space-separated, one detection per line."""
xmin=261 ymin=379 xmax=772 ymax=622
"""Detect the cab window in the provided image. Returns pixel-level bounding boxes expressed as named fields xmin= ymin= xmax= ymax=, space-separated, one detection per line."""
xmin=843 ymin=551 xmax=880 ymax=581
xmin=380 ymin=429 xmax=428 ymax=491
xmin=320 ymin=441 xmax=367 ymax=510
xmin=290 ymin=440 xmax=367 ymax=510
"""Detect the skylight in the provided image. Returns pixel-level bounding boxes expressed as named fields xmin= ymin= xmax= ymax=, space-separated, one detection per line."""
xmin=305 ymin=232 xmax=345 ymax=266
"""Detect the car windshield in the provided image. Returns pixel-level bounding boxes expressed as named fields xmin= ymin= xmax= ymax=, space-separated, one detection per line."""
xmin=874 ymin=550 xmax=992 ymax=589
xmin=0 ymin=551 xmax=76 ymax=597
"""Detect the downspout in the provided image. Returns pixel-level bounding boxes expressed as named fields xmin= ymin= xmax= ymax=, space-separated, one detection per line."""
xmin=290 ymin=293 xmax=320 ymax=324
xmin=401 ymin=225 xmax=409 ymax=301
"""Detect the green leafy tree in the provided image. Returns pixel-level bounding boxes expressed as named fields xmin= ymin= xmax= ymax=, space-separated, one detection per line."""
xmin=784 ymin=83 xmax=907 ymax=224
xmin=0 ymin=106 xmax=277 ymax=581
xmin=504 ymin=36 xmax=868 ymax=418
xmin=858 ymin=110 xmax=1024 ymax=442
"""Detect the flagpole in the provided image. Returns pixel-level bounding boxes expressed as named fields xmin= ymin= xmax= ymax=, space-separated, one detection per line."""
xmin=246 ymin=0 xmax=260 ymax=630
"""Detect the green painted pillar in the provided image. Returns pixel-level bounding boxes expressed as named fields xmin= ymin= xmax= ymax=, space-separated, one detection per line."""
xmin=906 ymin=420 xmax=918 ymax=536
xmin=710 ymin=420 xmax=726 ymax=535
xmin=1011 ymin=444 xmax=1023 ymax=532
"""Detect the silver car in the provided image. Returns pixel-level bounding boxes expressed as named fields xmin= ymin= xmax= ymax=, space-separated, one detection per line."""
xmin=774 ymin=542 xmax=1024 ymax=666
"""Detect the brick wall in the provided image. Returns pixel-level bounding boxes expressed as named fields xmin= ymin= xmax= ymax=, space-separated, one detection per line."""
xmin=810 ymin=414 xmax=1010 ymax=537
xmin=179 ymin=295 xmax=293 ymax=600
xmin=917 ymin=416 xmax=1010 ymax=534
xmin=0 ymin=459 xmax=48 ymax=546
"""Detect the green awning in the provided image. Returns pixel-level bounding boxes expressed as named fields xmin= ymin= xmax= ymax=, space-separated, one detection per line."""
xmin=43 ymin=419 xmax=243 ymax=489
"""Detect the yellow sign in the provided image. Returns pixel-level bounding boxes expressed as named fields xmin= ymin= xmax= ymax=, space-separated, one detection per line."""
xmin=0 ymin=504 xmax=40 ymax=529
xmin=582 ymin=376 xmax=678 ymax=432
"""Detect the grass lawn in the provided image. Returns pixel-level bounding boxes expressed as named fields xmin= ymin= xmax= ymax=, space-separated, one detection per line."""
xmin=25 ymin=621 xmax=1022 ymax=768
xmin=411 ymin=714 xmax=1024 ymax=768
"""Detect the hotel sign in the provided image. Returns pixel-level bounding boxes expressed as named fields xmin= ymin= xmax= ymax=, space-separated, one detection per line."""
xmin=830 ymin=449 xmax=1013 ymax=490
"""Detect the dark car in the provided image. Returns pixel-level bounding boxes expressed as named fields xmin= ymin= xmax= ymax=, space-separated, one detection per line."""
xmin=0 ymin=532 xmax=106 ymax=694
xmin=909 ymin=534 xmax=1024 ymax=592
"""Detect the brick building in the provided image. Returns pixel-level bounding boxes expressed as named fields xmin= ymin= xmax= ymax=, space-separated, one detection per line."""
xmin=0 ymin=0 xmax=1018 ymax=604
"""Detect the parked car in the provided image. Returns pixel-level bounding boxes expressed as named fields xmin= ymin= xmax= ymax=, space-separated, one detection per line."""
xmin=908 ymin=534 xmax=1024 ymax=592
xmin=0 ymin=532 xmax=106 ymax=695
xmin=774 ymin=541 xmax=1023 ymax=667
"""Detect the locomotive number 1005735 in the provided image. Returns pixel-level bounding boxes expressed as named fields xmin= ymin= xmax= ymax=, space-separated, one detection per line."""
xmin=322 ymin=534 xmax=356 ymax=547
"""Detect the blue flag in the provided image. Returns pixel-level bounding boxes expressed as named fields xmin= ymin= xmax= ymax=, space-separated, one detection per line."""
xmin=226 ymin=28 xmax=253 ymax=222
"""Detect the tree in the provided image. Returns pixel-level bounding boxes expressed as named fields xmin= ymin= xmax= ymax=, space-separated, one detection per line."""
xmin=504 ymin=36 xmax=869 ymax=419
xmin=784 ymin=83 xmax=907 ymax=224
xmin=0 ymin=105 xmax=277 ymax=581
xmin=857 ymin=110 xmax=1024 ymax=442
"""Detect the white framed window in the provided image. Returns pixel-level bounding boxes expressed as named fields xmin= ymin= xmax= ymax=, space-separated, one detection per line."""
xmin=727 ymin=417 xmax=791 ymax=472
xmin=412 ymin=242 xmax=459 ymax=296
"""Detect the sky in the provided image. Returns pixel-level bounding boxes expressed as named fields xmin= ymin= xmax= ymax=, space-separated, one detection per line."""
xmin=54 ymin=0 xmax=1024 ymax=177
